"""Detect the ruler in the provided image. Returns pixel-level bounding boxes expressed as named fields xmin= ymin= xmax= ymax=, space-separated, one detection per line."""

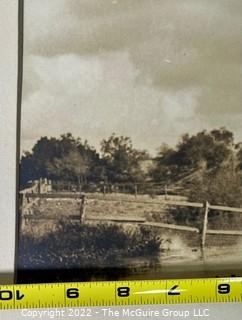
xmin=0 ymin=278 xmax=241 ymax=310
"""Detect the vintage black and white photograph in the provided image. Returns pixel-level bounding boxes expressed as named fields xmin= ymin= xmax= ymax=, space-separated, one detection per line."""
xmin=17 ymin=0 xmax=242 ymax=282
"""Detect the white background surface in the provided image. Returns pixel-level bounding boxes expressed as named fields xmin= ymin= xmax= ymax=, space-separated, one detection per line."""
xmin=0 ymin=0 xmax=18 ymax=281
xmin=1 ymin=304 xmax=242 ymax=320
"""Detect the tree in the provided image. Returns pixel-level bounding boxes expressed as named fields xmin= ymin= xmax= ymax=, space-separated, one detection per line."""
xmin=236 ymin=145 xmax=242 ymax=171
xmin=188 ymin=163 xmax=242 ymax=207
xmin=152 ymin=128 xmax=234 ymax=182
xmin=20 ymin=136 xmax=60 ymax=186
xmin=148 ymin=144 xmax=177 ymax=183
xmin=20 ymin=133 xmax=100 ymax=186
xmin=47 ymin=150 xmax=89 ymax=187
xmin=100 ymin=134 xmax=149 ymax=183
xmin=210 ymin=127 xmax=234 ymax=145
xmin=174 ymin=129 xmax=232 ymax=170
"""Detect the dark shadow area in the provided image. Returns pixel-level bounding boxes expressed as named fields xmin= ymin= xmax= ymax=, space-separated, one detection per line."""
xmin=0 ymin=273 xmax=15 ymax=284
xmin=17 ymin=267 xmax=133 ymax=284
xmin=17 ymin=265 xmax=242 ymax=284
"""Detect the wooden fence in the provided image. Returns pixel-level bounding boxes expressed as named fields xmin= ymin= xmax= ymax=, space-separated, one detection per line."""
xmin=84 ymin=195 xmax=242 ymax=248
xmin=20 ymin=179 xmax=242 ymax=249
xmin=19 ymin=178 xmax=52 ymax=221
xmin=51 ymin=180 xmax=185 ymax=197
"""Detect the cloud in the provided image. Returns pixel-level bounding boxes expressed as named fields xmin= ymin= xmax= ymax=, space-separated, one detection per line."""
xmin=21 ymin=0 xmax=242 ymax=153
xmin=21 ymin=51 xmax=204 ymax=154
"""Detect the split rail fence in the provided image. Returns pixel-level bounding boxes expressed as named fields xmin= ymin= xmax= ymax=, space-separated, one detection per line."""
xmin=20 ymin=179 xmax=242 ymax=248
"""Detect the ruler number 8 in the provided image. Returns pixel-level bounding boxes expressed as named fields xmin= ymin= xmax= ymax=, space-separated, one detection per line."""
xmin=218 ymin=283 xmax=230 ymax=294
xmin=117 ymin=287 xmax=130 ymax=297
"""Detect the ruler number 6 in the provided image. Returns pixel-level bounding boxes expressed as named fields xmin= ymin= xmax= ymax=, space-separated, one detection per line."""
xmin=218 ymin=283 xmax=230 ymax=294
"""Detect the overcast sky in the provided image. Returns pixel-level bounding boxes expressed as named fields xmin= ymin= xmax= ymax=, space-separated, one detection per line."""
xmin=21 ymin=0 xmax=242 ymax=155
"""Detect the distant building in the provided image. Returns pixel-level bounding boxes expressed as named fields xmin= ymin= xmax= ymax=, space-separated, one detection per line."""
xmin=138 ymin=158 xmax=157 ymax=174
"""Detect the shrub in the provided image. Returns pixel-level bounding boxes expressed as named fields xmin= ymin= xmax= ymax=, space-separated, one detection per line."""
xmin=18 ymin=221 xmax=162 ymax=271
xmin=168 ymin=207 xmax=203 ymax=229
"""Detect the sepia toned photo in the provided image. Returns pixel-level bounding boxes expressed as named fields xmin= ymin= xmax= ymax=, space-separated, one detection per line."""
xmin=17 ymin=0 xmax=242 ymax=283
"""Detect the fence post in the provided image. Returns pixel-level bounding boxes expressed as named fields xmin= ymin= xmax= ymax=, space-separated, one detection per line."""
xmin=164 ymin=185 xmax=168 ymax=200
xmin=48 ymin=179 xmax=52 ymax=192
xmin=37 ymin=179 xmax=41 ymax=193
xmin=201 ymin=201 xmax=209 ymax=248
xmin=134 ymin=184 xmax=138 ymax=198
xmin=80 ymin=194 xmax=86 ymax=224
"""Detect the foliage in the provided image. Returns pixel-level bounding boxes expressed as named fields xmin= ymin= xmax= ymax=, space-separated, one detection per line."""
xmin=188 ymin=164 xmax=242 ymax=207
xmin=20 ymin=133 xmax=100 ymax=186
xmin=170 ymin=207 xmax=202 ymax=228
xmin=47 ymin=150 xmax=88 ymax=186
xmin=168 ymin=160 xmax=242 ymax=230
xmin=20 ymin=128 xmax=242 ymax=208
xmin=20 ymin=133 xmax=149 ymax=186
xmin=168 ymin=162 xmax=242 ymax=229
xmin=18 ymin=222 xmax=162 ymax=270
xmin=151 ymin=128 xmax=234 ymax=183
xmin=236 ymin=146 xmax=242 ymax=171
xmin=100 ymin=134 xmax=149 ymax=183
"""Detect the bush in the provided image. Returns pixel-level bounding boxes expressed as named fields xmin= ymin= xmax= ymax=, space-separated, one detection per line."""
xmin=168 ymin=207 xmax=203 ymax=229
xmin=187 ymin=166 xmax=242 ymax=207
xmin=18 ymin=222 xmax=162 ymax=270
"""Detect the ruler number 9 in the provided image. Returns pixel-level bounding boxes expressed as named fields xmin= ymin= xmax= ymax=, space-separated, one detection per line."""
xmin=218 ymin=283 xmax=230 ymax=294
xmin=117 ymin=287 xmax=130 ymax=297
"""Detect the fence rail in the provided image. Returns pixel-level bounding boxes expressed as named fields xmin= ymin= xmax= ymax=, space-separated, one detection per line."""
xmin=209 ymin=204 xmax=242 ymax=213
xmin=141 ymin=222 xmax=199 ymax=233
xmin=206 ymin=229 xmax=242 ymax=236
xmin=51 ymin=180 xmax=185 ymax=197
xmin=20 ymin=178 xmax=242 ymax=249
xmin=26 ymin=193 xmax=82 ymax=199
xmin=19 ymin=178 xmax=52 ymax=225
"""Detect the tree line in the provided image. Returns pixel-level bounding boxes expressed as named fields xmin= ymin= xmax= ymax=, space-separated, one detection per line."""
xmin=20 ymin=128 xmax=242 ymax=205
xmin=20 ymin=133 xmax=148 ymax=186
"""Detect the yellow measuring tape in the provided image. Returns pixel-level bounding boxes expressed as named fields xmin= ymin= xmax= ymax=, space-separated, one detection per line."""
xmin=0 ymin=278 xmax=241 ymax=310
